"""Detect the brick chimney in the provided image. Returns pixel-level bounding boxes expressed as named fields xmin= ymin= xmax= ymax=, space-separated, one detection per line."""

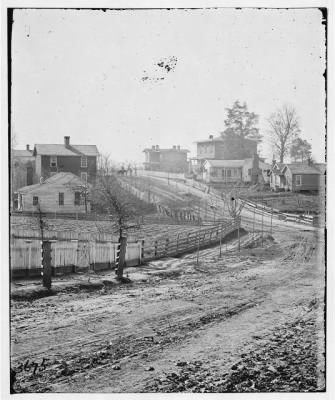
xmin=64 ymin=136 xmax=70 ymax=147
xmin=177 ymin=145 xmax=180 ymax=150
xmin=156 ymin=145 xmax=159 ymax=150
xmin=173 ymin=145 xmax=176 ymax=150
xmin=26 ymin=144 xmax=30 ymax=151
xmin=209 ymin=135 xmax=213 ymax=139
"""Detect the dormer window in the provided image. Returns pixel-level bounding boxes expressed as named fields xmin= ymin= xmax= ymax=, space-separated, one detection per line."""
xmin=50 ymin=156 xmax=57 ymax=168
xmin=81 ymin=156 xmax=87 ymax=168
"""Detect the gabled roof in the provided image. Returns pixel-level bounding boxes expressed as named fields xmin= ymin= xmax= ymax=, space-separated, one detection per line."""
xmin=18 ymin=172 xmax=88 ymax=194
xmin=13 ymin=149 xmax=34 ymax=158
xmin=283 ymin=163 xmax=321 ymax=175
xmin=204 ymin=159 xmax=245 ymax=168
xmin=34 ymin=144 xmax=99 ymax=157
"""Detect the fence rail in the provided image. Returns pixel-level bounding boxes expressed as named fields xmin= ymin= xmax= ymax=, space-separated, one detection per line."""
xmin=240 ymin=198 xmax=319 ymax=226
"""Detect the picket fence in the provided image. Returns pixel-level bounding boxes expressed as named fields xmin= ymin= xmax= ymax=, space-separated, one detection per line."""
xmin=10 ymin=230 xmax=142 ymax=278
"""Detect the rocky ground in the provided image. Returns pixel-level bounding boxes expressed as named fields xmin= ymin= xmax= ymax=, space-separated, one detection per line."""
xmin=10 ymin=228 xmax=325 ymax=393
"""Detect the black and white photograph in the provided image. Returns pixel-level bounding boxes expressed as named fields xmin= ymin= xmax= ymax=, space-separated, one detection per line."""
xmin=2 ymin=1 xmax=331 ymax=396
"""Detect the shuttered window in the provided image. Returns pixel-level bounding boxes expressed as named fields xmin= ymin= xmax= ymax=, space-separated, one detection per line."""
xmin=74 ymin=192 xmax=80 ymax=205
xmin=59 ymin=192 xmax=64 ymax=206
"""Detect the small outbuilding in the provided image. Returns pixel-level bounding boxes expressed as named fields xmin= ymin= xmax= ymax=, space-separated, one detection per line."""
xmin=16 ymin=172 xmax=91 ymax=214
xmin=281 ymin=163 xmax=322 ymax=192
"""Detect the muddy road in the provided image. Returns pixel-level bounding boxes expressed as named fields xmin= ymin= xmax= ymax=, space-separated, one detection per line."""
xmin=11 ymin=228 xmax=325 ymax=393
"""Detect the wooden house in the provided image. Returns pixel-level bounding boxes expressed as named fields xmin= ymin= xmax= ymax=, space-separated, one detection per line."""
xmin=281 ymin=163 xmax=321 ymax=192
xmin=33 ymin=136 xmax=99 ymax=184
xmin=16 ymin=172 xmax=91 ymax=214
xmin=143 ymin=145 xmax=189 ymax=172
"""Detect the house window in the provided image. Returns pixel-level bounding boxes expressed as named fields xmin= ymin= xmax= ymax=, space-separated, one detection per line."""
xmin=295 ymin=175 xmax=302 ymax=186
xmin=33 ymin=196 xmax=39 ymax=206
xmin=59 ymin=192 xmax=64 ymax=206
xmin=248 ymin=169 xmax=251 ymax=176
xmin=81 ymin=172 xmax=88 ymax=185
xmin=221 ymin=169 xmax=225 ymax=177
xmin=81 ymin=156 xmax=87 ymax=168
xmin=227 ymin=169 xmax=232 ymax=177
xmin=50 ymin=156 xmax=57 ymax=168
xmin=74 ymin=192 xmax=81 ymax=205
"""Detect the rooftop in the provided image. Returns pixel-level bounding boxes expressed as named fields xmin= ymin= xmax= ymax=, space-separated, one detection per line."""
xmin=33 ymin=144 xmax=99 ymax=157
xmin=18 ymin=172 xmax=87 ymax=193
xmin=283 ymin=163 xmax=322 ymax=174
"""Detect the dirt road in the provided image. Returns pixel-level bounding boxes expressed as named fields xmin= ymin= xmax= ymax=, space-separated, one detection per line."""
xmin=11 ymin=227 xmax=325 ymax=393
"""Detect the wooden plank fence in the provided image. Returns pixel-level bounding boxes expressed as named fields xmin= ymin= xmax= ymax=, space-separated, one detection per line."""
xmin=142 ymin=217 xmax=240 ymax=261
xmin=10 ymin=217 xmax=241 ymax=278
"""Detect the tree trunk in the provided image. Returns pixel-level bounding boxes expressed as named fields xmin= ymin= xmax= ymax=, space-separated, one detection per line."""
xmin=117 ymin=236 xmax=127 ymax=280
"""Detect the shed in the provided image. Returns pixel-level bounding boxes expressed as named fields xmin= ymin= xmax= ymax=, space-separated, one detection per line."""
xmin=17 ymin=172 xmax=91 ymax=214
xmin=281 ymin=163 xmax=321 ymax=192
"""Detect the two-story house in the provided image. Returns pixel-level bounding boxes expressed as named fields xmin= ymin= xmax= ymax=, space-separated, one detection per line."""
xmin=143 ymin=145 xmax=189 ymax=173
xmin=33 ymin=136 xmax=99 ymax=184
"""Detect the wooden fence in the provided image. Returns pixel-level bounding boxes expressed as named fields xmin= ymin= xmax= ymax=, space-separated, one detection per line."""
xmin=10 ymin=217 xmax=241 ymax=278
xmin=142 ymin=217 xmax=240 ymax=261
xmin=10 ymin=230 xmax=142 ymax=278
xmin=240 ymin=198 xmax=319 ymax=226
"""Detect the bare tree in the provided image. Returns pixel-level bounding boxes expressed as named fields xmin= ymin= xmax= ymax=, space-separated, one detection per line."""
xmin=267 ymin=104 xmax=300 ymax=163
xmin=93 ymin=174 xmax=135 ymax=281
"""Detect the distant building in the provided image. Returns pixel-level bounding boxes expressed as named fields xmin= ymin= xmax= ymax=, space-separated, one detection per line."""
xmin=202 ymin=155 xmax=270 ymax=184
xmin=16 ymin=172 xmax=91 ymax=214
xmin=33 ymin=136 xmax=99 ymax=184
xmin=269 ymin=161 xmax=322 ymax=192
xmin=282 ymin=163 xmax=321 ymax=192
xmin=143 ymin=145 xmax=189 ymax=173
xmin=193 ymin=133 xmax=258 ymax=169
xmin=12 ymin=145 xmax=36 ymax=192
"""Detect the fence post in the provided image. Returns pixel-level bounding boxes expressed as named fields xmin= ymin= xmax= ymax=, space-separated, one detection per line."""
xmin=238 ymin=220 xmax=240 ymax=253
xmin=261 ymin=211 xmax=264 ymax=247
xmin=253 ymin=207 xmax=255 ymax=234
xmin=219 ymin=224 xmax=223 ymax=258
xmin=141 ymin=239 xmax=145 ymax=263
xmin=41 ymin=240 xmax=52 ymax=289
xmin=196 ymin=229 xmax=200 ymax=265
xmin=154 ymin=240 xmax=158 ymax=257
xmin=176 ymin=234 xmax=179 ymax=252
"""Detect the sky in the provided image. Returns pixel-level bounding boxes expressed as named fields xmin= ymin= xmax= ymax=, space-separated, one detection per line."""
xmin=11 ymin=7 xmax=326 ymax=165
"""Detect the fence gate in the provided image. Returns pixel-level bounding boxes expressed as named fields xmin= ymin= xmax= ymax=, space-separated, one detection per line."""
xmin=77 ymin=240 xmax=90 ymax=271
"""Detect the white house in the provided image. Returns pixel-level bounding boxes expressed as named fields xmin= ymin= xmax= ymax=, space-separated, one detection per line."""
xmin=17 ymin=172 xmax=91 ymax=214
xmin=202 ymin=158 xmax=271 ymax=184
